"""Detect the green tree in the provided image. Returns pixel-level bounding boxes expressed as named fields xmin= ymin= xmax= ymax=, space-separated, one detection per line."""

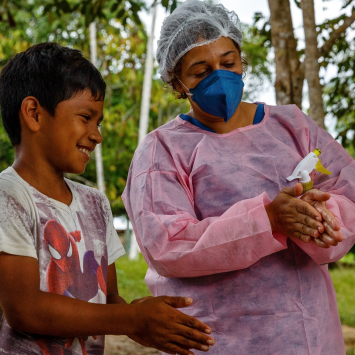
xmin=253 ymin=0 xmax=355 ymax=128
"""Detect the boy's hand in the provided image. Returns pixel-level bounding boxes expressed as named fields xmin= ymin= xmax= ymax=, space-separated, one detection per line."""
xmin=128 ymin=296 xmax=214 ymax=355
xmin=265 ymin=183 xmax=324 ymax=244
xmin=131 ymin=296 xmax=152 ymax=304
xmin=300 ymin=189 xmax=343 ymax=248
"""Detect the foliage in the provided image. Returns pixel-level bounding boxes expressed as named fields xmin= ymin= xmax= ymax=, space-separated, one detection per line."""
xmin=329 ymin=267 xmax=355 ymax=327
xmin=115 ymin=254 xmax=151 ymax=302
xmin=43 ymin=0 xmax=145 ymax=27
xmin=323 ymin=26 xmax=355 ymax=148
xmin=241 ymin=22 xmax=272 ymax=102
xmin=340 ymin=252 xmax=355 ymax=265
xmin=252 ymin=1 xmax=355 ymax=124
xmin=0 ymin=124 xmax=13 ymax=172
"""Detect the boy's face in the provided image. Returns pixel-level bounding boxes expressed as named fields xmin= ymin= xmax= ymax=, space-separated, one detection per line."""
xmin=40 ymin=89 xmax=104 ymax=175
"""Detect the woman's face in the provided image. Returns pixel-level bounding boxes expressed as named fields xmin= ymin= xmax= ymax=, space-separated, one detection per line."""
xmin=176 ymin=36 xmax=243 ymax=92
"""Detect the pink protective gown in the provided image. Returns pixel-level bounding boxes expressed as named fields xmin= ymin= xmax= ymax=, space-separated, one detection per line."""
xmin=122 ymin=104 xmax=355 ymax=355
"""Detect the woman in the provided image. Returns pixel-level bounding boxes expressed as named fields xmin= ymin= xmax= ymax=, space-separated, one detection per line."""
xmin=123 ymin=1 xmax=355 ymax=354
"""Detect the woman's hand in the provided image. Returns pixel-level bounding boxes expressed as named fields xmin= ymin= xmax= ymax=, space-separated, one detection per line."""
xmin=300 ymin=189 xmax=343 ymax=248
xmin=265 ymin=183 xmax=324 ymax=244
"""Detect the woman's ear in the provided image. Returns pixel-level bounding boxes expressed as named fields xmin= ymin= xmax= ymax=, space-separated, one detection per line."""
xmin=172 ymin=77 xmax=185 ymax=94
xmin=20 ymin=97 xmax=43 ymax=132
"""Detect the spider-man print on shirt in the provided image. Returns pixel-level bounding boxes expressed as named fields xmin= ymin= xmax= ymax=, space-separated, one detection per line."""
xmin=32 ymin=220 xmax=108 ymax=355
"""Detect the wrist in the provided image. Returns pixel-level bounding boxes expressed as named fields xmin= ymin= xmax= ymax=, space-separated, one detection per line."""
xmin=118 ymin=303 xmax=139 ymax=337
xmin=264 ymin=203 xmax=275 ymax=232
xmin=103 ymin=303 xmax=136 ymax=336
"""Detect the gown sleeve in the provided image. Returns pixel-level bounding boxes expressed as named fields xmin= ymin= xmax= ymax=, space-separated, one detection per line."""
xmin=290 ymin=109 xmax=355 ymax=264
xmin=123 ymin=133 xmax=288 ymax=278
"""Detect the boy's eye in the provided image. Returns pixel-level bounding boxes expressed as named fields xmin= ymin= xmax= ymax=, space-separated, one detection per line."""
xmin=80 ymin=115 xmax=90 ymax=121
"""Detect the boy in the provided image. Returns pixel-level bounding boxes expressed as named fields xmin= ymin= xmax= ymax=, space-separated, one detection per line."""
xmin=0 ymin=43 xmax=214 ymax=355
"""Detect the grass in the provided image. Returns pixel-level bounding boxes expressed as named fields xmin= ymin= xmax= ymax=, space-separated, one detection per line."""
xmin=115 ymin=255 xmax=355 ymax=329
xmin=330 ymin=267 xmax=355 ymax=327
xmin=115 ymin=254 xmax=151 ymax=303
xmin=347 ymin=348 xmax=355 ymax=355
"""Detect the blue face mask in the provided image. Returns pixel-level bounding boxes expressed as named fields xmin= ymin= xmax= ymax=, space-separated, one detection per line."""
xmin=179 ymin=69 xmax=244 ymax=122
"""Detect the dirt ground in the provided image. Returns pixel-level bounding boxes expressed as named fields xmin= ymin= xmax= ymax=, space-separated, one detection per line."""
xmin=343 ymin=325 xmax=355 ymax=351
xmin=105 ymin=335 xmax=160 ymax=355
xmin=104 ymin=326 xmax=355 ymax=355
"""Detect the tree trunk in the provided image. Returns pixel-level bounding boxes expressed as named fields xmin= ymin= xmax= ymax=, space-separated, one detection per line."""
xmin=89 ymin=21 xmax=106 ymax=194
xmin=268 ymin=0 xmax=304 ymax=109
xmin=138 ymin=0 xmax=157 ymax=144
xmin=301 ymin=0 xmax=325 ymax=128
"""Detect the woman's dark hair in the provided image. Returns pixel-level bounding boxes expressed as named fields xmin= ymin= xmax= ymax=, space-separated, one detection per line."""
xmin=0 ymin=42 xmax=106 ymax=146
xmin=166 ymin=41 xmax=248 ymax=100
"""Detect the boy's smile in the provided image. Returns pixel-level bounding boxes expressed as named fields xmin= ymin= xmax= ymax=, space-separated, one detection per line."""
xmin=77 ymin=146 xmax=93 ymax=159
xmin=40 ymin=89 xmax=104 ymax=175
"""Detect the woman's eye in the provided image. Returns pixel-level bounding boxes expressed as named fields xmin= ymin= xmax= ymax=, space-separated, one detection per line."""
xmin=224 ymin=63 xmax=235 ymax=68
xmin=195 ymin=71 xmax=208 ymax=78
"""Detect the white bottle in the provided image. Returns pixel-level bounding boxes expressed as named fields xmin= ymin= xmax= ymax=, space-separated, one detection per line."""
xmin=286 ymin=148 xmax=332 ymax=192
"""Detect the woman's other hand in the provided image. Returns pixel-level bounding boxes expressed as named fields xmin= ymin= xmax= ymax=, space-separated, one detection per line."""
xmin=300 ymin=189 xmax=343 ymax=248
xmin=265 ymin=183 xmax=325 ymax=245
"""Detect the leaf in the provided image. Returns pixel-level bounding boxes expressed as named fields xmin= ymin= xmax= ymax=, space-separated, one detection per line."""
xmin=161 ymin=0 xmax=169 ymax=10
xmin=111 ymin=1 xmax=120 ymax=13
xmin=341 ymin=0 xmax=354 ymax=9
xmin=116 ymin=8 xmax=125 ymax=19
xmin=6 ymin=9 xmax=16 ymax=28
xmin=170 ymin=1 xmax=177 ymax=12
xmin=57 ymin=0 xmax=71 ymax=13
xmin=293 ymin=0 xmax=301 ymax=9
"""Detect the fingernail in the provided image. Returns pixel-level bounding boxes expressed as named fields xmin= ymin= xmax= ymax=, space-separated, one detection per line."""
xmin=201 ymin=345 xmax=209 ymax=351
xmin=318 ymin=226 xmax=322 ymax=232
xmin=205 ymin=328 xmax=211 ymax=334
xmin=316 ymin=217 xmax=321 ymax=221
xmin=185 ymin=297 xmax=193 ymax=304
xmin=207 ymin=339 xmax=214 ymax=345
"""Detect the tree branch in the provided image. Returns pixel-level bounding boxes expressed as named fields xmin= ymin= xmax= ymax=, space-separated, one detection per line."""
xmin=319 ymin=9 xmax=355 ymax=57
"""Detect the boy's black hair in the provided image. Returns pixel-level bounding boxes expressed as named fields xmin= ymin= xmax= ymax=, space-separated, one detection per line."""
xmin=0 ymin=42 xmax=106 ymax=146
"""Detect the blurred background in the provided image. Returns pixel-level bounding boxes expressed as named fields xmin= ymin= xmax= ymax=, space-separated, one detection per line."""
xmin=0 ymin=0 xmax=354 ymax=353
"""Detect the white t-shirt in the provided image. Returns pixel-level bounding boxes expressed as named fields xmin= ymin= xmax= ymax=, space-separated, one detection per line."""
xmin=0 ymin=167 xmax=125 ymax=354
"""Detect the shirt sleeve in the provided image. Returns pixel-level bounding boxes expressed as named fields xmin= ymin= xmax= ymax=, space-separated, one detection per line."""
xmin=123 ymin=134 xmax=287 ymax=278
xmin=0 ymin=179 xmax=37 ymax=259
xmin=290 ymin=109 xmax=355 ymax=263
xmin=102 ymin=195 xmax=126 ymax=265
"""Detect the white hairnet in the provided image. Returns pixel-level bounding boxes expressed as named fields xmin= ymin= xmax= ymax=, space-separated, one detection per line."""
xmin=157 ymin=0 xmax=242 ymax=83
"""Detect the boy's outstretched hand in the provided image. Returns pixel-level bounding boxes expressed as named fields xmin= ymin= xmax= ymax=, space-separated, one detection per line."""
xmin=128 ymin=296 xmax=214 ymax=355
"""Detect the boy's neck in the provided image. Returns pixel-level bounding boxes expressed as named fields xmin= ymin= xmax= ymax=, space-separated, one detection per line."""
xmin=12 ymin=150 xmax=73 ymax=206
